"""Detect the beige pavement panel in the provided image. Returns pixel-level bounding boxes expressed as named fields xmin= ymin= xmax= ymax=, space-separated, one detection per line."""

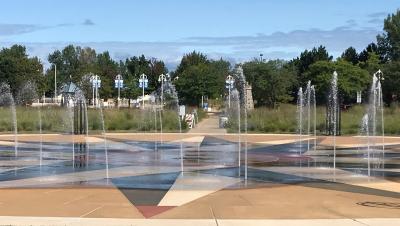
xmin=158 ymin=172 xmax=240 ymax=207
xmin=0 ymin=217 xmax=217 ymax=226
xmin=7 ymin=133 xmax=400 ymax=147
xmin=0 ymin=188 xmax=142 ymax=218
xmin=105 ymin=133 xmax=198 ymax=142
xmin=211 ymin=134 xmax=312 ymax=144
xmin=255 ymin=138 xmax=314 ymax=145
xmin=358 ymin=218 xmax=400 ymax=226
xmin=218 ymin=219 xmax=363 ymax=226
xmin=0 ymin=140 xmax=16 ymax=146
xmin=352 ymin=181 xmax=400 ymax=194
xmin=156 ymin=183 xmax=400 ymax=219
xmin=170 ymin=135 xmax=205 ymax=144
xmin=319 ymin=136 xmax=400 ymax=148
xmin=0 ymin=217 xmax=400 ymax=226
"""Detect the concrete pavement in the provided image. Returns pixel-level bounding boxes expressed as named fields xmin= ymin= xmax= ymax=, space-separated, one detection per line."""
xmin=0 ymin=216 xmax=399 ymax=226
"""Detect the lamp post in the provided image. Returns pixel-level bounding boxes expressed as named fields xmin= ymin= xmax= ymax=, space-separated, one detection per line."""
xmin=115 ymin=74 xmax=123 ymax=109
xmin=225 ymin=75 xmax=234 ymax=108
xmin=91 ymin=75 xmax=101 ymax=108
xmin=139 ymin=73 xmax=148 ymax=109
xmin=158 ymin=73 xmax=167 ymax=109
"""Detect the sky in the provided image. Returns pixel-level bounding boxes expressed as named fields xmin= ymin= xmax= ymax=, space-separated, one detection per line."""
xmin=0 ymin=0 xmax=398 ymax=69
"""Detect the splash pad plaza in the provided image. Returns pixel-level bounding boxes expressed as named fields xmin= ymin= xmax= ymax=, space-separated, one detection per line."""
xmin=0 ymin=70 xmax=399 ymax=226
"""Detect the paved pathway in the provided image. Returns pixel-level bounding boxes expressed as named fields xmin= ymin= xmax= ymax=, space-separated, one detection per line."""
xmin=189 ymin=113 xmax=226 ymax=134
xmin=1 ymin=216 xmax=399 ymax=226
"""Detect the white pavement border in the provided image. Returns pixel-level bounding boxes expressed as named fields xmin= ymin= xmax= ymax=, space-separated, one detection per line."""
xmin=0 ymin=216 xmax=399 ymax=226
xmin=158 ymin=172 xmax=240 ymax=206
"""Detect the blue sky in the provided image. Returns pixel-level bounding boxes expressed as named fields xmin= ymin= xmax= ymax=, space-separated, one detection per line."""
xmin=0 ymin=0 xmax=398 ymax=68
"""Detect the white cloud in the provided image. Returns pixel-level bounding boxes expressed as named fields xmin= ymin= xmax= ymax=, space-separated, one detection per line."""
xmin=0 ymin=24 xmax=382 ymax=70
xmin=0 ymin=24 xmax=47 ymax=36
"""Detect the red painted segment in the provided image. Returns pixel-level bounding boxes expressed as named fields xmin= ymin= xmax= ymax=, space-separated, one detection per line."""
xmin=136 ymin=205 xmax=175 ymax=218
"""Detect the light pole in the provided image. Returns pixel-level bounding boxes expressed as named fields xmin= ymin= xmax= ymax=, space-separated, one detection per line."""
xmin=115 ymin=74 xmax=123 ymax=109
xmin=139 ymin=73 xmax=148 ymax=109
xmin=225 ymin=75 xmax=234 ymax=108
xmin=158 ymin=73 xmax=167 ymax=109
xmin=91 ymin=75 xmax=101 ymax=108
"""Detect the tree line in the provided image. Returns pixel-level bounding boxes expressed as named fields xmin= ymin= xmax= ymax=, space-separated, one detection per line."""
xmin=0 ymin=10 xmax=399 ymax=107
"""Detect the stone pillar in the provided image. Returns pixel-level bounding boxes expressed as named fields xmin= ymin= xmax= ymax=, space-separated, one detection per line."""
xmin=245 ymin=83 xmax=254 ymax=110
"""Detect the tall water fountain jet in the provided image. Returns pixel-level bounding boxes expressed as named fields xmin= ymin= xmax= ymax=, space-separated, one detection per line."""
xmin=153 ymin=100 xmax=158 ymax=151
xmin=361 ymin=70 xmax=385 ymax=175
xmin=304 ymin=81 xmax=317 ymax=152
xmin=159 ymin=104 xmax=163 ymax=147
xmin=0 ymin=83 xmax=18 ymax=157
xmin=370 ymin=71 xmax=384 ymax=163
xmin=297 ymin=82 xmax=317 ymax=155
xmin=17 ymin=81 xmax=42 ymax=166
xmin=99 ymin=102 xmax=109 ymax=179
xmin=360 ymin=114 xmax=371 ymax=176
xmin=169 ymin=83 xmax=184 ymax=173
xmin=236 ymin=66 xmax=248 ymax=180
xmin=74 ymin=90 xmax=90 ymax=167
xmin=77 ymin=75 xmax=92 ymax=167
xmin=306 ymin=83 xmax=311 ymax=151
xmin=227 ymin=88 xmax=241 ymax=174
xmin=66 ymin=100 xmax=75 ymax=168
xmin=311 ymin=85 xmax=317 ymax=151
xmin=297 ymin=87 xmax=304 ymax=155
xmin=327 ymin=71 xmax=339 ymax=171
xmin=38 ymin=108 xmax=43 ymax=167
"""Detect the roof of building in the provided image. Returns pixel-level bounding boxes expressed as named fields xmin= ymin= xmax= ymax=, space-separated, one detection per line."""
xmin=61 ymin=81 xmax=79 ymax=94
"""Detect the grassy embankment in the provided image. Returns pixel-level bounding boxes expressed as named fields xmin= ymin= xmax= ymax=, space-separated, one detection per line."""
xmin=227 ymin=104 xmax=398 ymax=135
xmin=0 ymin=106 xmax=206 ymax=134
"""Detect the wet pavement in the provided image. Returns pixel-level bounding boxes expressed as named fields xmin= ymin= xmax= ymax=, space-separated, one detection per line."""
xmin=0 ymin=134 xmax=398 ymax=221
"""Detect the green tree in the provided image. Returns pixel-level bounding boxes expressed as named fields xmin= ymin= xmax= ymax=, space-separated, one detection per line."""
xmin=243 ymin=60 xmax=296 ymax=108
xmin=382 ymin=61 xmax=400 ymax=104
xmin=174 ymin=51 xmax=208 ymax=76
xmin=359 ymin=51 xmax=381 ymax=74
xmin=304 ymin=60 xmax=370 ymax=104
xmin=47 ymin=45 xmax=82 ymax=96
xmin=0 ymin=45 xmax=44 ymax=97
xmin=173 ymin=52 xmax=230 ymax=106
xmin=95 ymin=51 xmax=118 ymax=99
xmin=340 ymin=47 xmax=359 ymax=65
xmin=377 ymin=10 xmax=400 ymax=61
xmin=358 ymin=43 xmax=379 ymax=62
xmin=290 ymin=45 xmax=333 ymax=87
xmin=124 ymin=55 xmax=168 ymax=103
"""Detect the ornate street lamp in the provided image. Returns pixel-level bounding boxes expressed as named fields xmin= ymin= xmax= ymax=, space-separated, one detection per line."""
xmin=138 ymin=73 xmax=148 ymax=109
xmin=225 ymin=75 xmax=234 ymax=108
xmin=158 ymin=74 xmax=168 ymax=109
xmin=90 ymin=74 xmax=101 ymax=108
xmin=114 ymin=74 xmax=123 ymax=108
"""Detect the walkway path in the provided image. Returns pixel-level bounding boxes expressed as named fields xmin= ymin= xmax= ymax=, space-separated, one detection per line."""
xmin=189 ymin=113 xmax=226 ymax=134
xmin=1 ymin=216 xmax=399 ymax=226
